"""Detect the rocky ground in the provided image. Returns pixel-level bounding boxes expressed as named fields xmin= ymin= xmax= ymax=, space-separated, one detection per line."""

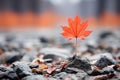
xmin=0 ymin=29 xmax=120 ymax=80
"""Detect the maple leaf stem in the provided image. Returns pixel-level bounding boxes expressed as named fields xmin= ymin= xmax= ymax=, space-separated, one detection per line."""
xmin=75 ymin=37 xmax=78 ymax=56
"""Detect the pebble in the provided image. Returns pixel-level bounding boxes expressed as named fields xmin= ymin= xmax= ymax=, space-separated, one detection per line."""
xmin=43 ymin=54 xmax=58 ymax=62
xmin=0 ymin=51 xmax=23 ymax=64
xmin=76 ymin=70 xmax=87 ymax=79
xmin=54 ymin=72 xmax=67 ymax=80
xmin=0 ymin=66 xmax=18 ymax=80
xmin=95 ymin=56 xmax=115 ymax=69
xmin=29 ymin=63 xmax=39 ymax=68
xmin=65 ymin=56 xmax=92 ymax=73
xmin=12 ymin=62 xmax=32 ymax=79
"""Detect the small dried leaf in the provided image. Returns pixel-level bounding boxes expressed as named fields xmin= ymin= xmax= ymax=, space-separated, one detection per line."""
xmin=39 ymin=64 xmax=48 ymax=69
xmin=47 ymin=66 xmax=56 ymax=74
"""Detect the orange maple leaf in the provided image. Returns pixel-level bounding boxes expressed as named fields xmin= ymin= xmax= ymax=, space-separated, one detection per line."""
xmin=61 ymin=15 xmax=92 ymax=40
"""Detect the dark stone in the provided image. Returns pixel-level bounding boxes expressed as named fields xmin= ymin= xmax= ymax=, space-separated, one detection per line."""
xmin=44 ymin=59 xmax=53 ymax=63
xmin=86 ymin=49 xmax=95 ymax=54
xmin=63 ymin=68 xmax=78 ymax=74
xmin=67 ymin=55 xmax=76 ymax=62
xmin=94 ymin=73 xmax=115 ymax=80
xmin=43 ymin=54 xmax=58 ymax=62
xmin=113 ymin=64 xmax=120 ymax=72
xmin=86 ymin=45 xmax=95 ymax=54
xmin=29 ymin=63 xmax=39 ymax=69
xmin=12 ymin=62 xmax=32 ymax=79
xmin=76 ymin=71 xmax=88 ymax=79
xmin=95 ymin=56 xmax=115 ymax=69
xmin=88 ymin=70 xmax=102 ymax=76
xmin=5 ymin=35 xmax=15 ymax=42
xmin=6 ymin=54 xmax=23 ymax=64
xmin=0 ymin=66 xmax=18 ymax=80
xmin=40 ymin=37 xmax=48 ymax=43
xmin=88 ymin=67 xmax=114 ymax=76
xmin=65 ymin=56 xmax=92 ymax=73
xmin=100 ymin=32 xmax=112 ymax=39
xmin=54 ymin=72 xmax=67 ymax=80
xmin=105 ymin=47 xmax=113 ymax=53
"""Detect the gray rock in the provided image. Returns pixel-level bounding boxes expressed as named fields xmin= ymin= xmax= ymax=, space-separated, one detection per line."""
xmin=65 ymin=56 xmax=92 ymax=73
xmin=89 ymin=66 xmax=114 ymax=76
xmin=0 ymin=51 xmax=23 ymax=64
xmin=54 ymin=72 xmax=67 ymax=80
xmin=12 ymin=62 xmax=32 ymax=79
xmin=76 ymin=70 xmax=88 ymax=79
xmin=95 ymin=56 xmax=115 ymax=68
xmin=49 ymin=78 xmax=57 ymax=80
xmin=22 ymin=75 xmax=47 ymax=80
xmin=0 ymin=66 xmax=18 ymax=80
xmin=29 ymin=63 xmax=39 ymax=68
xmin=67 ymin=74 xmax=78 ymax=80
xmin=76 ymin=70 xmax=95 ymax=80
xmin=43 ymin=54 xmax=59 ymax=62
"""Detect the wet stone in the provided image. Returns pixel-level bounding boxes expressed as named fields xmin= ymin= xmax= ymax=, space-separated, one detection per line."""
xmin=65 ymin=56 xmax=92 ymax=73
xmin=95 ymin=56 xmax=115 ymax=69
xmin=11 ymin=62 xmax=32 ymax=79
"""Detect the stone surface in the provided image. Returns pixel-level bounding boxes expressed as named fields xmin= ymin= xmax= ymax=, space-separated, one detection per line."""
xmin=95 ymin=56 xmax=115 ymax=69
xmin=12 ymin=62 xmax=32 ymax=79
xmin=0 ymin=66 xmax=18 ymax=80
xmin=65 ymin=56 xmax=92 ymax=73
xmin=22 ymin=75 xmax=47 ymax=80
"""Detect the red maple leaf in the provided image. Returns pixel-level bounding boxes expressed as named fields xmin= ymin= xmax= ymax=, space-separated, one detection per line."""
xmin=61 ymin=15 xmax=92 ymax=40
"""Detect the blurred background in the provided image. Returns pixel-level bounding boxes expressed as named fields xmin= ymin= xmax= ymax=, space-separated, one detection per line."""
xmin=0 ymin=0 xmax=120 ymax=68
xmin=0 ymin=0 xmax=119 ymax=31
